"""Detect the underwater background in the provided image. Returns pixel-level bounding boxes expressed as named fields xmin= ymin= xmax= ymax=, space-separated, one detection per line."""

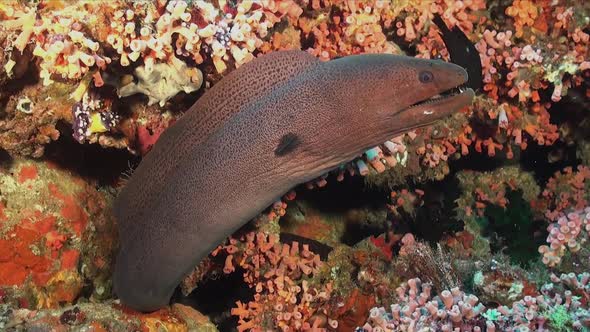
xmin=0 ymin=0 xmax=589 ymax=331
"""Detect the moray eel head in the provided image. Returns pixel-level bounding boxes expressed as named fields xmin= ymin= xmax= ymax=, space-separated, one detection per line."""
xmin=347 ymin=55 xmax=474 ymax=128
xmin=386 ymin=57 xmax=474 ymax=129
xmin=292 ymin=54 xmax=474 ymax=169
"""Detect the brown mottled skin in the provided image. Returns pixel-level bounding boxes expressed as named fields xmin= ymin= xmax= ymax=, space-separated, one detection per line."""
xmin=113 ymin=50 xmax=474 ymax=311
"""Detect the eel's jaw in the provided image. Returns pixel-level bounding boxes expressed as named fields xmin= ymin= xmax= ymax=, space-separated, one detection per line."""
xmin=408 ymin=84 xmax=473 ymax=110
xmin=398 ymin=86 xmax=475 ymax=125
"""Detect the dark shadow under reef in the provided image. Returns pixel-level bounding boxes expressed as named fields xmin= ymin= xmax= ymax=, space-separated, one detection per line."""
xmin=172 ymin=269 xmax=252 ymax=332
xmin=289 ymin=174 xmax=391 ymax=246
xmin=43 ymin=121 xmax=140 ymax=187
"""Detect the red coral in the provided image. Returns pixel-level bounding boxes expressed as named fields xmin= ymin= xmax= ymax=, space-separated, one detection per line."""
xmin=369 ymin=232 xmax=401 ymax=261
xmin=214 ymin=232 xmax=333 ymax=331
xmin=541 ymin=165 xmax=590 ymax=221
xmin=45 ymin=231 xmax=67 ymax=251
xmin=18 ymin=165 xmax=38 ymax=183
xmin=47 ymin=183 xmax=88 ymax=236
xmin=136 ymin=120 xmax=172 ymax=156
xmin=0 ymin=202 xmax=7 ymax=222
xmin=0 ymin=226 xmax=52 ymax=286
xmin=60 ymin=249 xmax=80 ymax=270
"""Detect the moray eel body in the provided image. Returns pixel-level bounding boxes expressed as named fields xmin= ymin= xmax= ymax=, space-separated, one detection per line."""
xmin=433 ymin=14 xmax=483 ymax=91
xmin=113 ymin=50 xmax=474 ymax=311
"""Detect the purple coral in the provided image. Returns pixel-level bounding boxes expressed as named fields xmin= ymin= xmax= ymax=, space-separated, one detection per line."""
xmin=491 ymin=273 xmax=590 ymax=331
xmin=99 ymin=111 xmax=120 ymax=131
xmin=71 ymin=93 xmax=119 ymax=143
xmin=358 ymin=278 xmax=486 ymax=331
xmin=360 ymin=274 xmax=590 ymax=332
xmin=538 ymin=207 xmax=590 ymax=267
xmin=72 ymin=102 xmax=90 ymax=143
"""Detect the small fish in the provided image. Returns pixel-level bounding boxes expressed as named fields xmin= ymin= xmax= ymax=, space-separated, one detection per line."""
xmin=433 ymin=14 xmax=483 ymax=92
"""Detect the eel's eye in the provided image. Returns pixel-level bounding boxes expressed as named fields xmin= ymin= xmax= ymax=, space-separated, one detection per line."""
xmin=419 ymin=71 xmax=434 ymax=83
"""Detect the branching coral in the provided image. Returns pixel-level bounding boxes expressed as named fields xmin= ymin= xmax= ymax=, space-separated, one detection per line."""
xmin=101 ymin=0 xmax=302 ymax=74
xmin=359 ymin=277 xmax=486 ymax=331
xmin=360 ymin=272 xmax=590 ymax=332
xmin=212 ymin=232 xmax=336 ymax=331
xmin=455 ymin=166 xmax=540 ymax=219
xmin=0 ymin=0 xmax=306 ymax=155
xmin=1 ymin=2 xmax=110 ymax=85
xmin=538 ymin=207 xmax=590 ymax=267
xmin=286 ymin=0 xmax=588 ymax=191
xmin=490 ymin=272 xmax=590 ymax=331
xmin=348 ymin=0 xmax=587 ymax=184
xmin=0 ymin=0 xmax=304 ymax=80
xmin=540 ymin=165 xmax=590 ymax=221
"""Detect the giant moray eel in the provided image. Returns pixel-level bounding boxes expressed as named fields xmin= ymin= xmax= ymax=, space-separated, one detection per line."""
xmin=113 ymin=50 xmax=475 ymax=311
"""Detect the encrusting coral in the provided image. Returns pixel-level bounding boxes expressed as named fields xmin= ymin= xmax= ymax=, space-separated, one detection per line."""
xmin=1 ymin=301 xmax=218 ymax=331
xmin=0 ymin=157 xmax=115 ymax=309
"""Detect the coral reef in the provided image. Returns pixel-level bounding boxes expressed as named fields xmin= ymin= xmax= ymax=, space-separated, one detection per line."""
xmin=0 ymin=157 xmax=116 ymax=309
xmin=490 ymin=272 xmax=590 ymax=331
xmin=0 ymin=81 xmax=72 ymax=158
xmin=214 ymin=231 xmax=336 ymax=331
xmin=540 ymin=165 xmax=590 ymax=221
xmin=472 ymin=266 xmax=538 ymax=306
xmin=359 ymin=277 xmax=487 ymax=331
xmin=359 ymin=273 xmax=590 ymax=332
xmin=0 ymin=0 xmax=589 ymax=331
xmin=0 ymin=301 xmax=217 ymax=331
xmin=539 ymin=207 xmax=590 ymax=267
xmin=453 ymin=166 xmax=541 ymax=258
xmin=116 ymin=55 xmax=203 ymax=107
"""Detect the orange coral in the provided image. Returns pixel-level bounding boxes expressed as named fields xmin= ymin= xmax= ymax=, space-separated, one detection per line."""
xmin=0 ymin=159 xmax=114 ymax=309
xmin=45 ymin=231 xmax=67 ymax=251
xmin=540 ymin=165 xmax=590 ymax=221
xmin=0 ymin=226 xmax=52 ymax=286
xmin=505 ymin=0 xmax=539 ymax=38
xmin=213 ymin=231 xmax=335 ymax=331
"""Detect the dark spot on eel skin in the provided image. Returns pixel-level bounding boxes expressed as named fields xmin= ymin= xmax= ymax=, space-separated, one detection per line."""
xmin=275 ymin=133 xmax=300 ymax=156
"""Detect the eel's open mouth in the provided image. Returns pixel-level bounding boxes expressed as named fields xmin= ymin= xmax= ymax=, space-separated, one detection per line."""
xmin=408 ymin=84 xmax=471 ymax=109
